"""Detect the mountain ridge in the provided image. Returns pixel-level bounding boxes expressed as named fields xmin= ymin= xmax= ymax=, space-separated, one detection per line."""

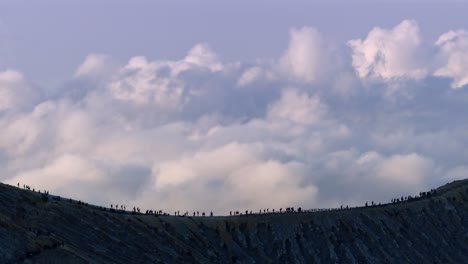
xmin=0 ymin=179 xmax=467 ymax=263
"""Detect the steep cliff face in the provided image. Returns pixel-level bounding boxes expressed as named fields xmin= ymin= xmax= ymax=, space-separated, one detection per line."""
xmin=0 ymin=179 xmax=467 ymax=263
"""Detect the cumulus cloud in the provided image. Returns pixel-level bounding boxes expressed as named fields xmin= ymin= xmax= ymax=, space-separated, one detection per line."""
xmin=74 ymin=53 xmax=116 ymax=80
xmin=1 ymin=21 xmax=468 ymax=214
xmin=153 ymin=143 xmax=260 ymax=188
xmin=348 ymin=20 xmax=428 ymax=82
xmin=434 ymin=30 xmax=468 ymax=89
xmin=237 ymin=66 xmax=273 ymax=87
xmin=14 ymin=154 xmax=105 ymax=191
xmin=279 ymin=27 xmax=332 ymax=83
xmin=183 ymin=43 xmax=223 ymax=72
xmin=0 ymin=70 xmax=37 ymax=112
xmin=376 ymin=153 xmax=432 ymax=186
xmin=149 ymin=142 xmax=318 ymax=212
xmin=267 ymin=88 xmax=327 ymax=126
xmin=108 ymin=56 xmax=184 ymax=108
xmin=101 ymin=43 xmax=229 ymax=112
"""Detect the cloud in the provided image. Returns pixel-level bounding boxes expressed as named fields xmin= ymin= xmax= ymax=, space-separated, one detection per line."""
xmin=237 ymin=66 xmax=268 ymax=87
xmin=0 ymin=70 xmax=37 ymax=112
xmin=153 ymin=142 xmax=260 ymax=188
xmin=148 ymin=142 xmax=318 ymax=212
xmin=0 ymin=108 xmax=42 ymax=157
xmin=183 ymin=43 xmax=223 ymax=72
xmin=14 ymin=154 xmax=106 ymax=191
xmin=1 ymin=21 xmax=468 ymax=214
xmin=267 ymin=88 xmax=327 ymax=126
xmin=348 ymin=20 xmax=428 ymax=82
xmin=376 ymin=153 xmax=432 ymax=186
xmin=74 ymin=53 xmax=116 ymax=80
xmin=279 ymin=27 xmax=332 ymax=83
xmin=102 ymin=43 xmax=230 ymax=112
xmin=107 ymin=56 xmax=184 ymax=109
xmin=434 ymin=30 xmax=468 ymax=89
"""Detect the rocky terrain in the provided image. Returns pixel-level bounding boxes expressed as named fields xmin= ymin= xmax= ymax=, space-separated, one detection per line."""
xmin=0 ymin=179 xmax=467 ymax=263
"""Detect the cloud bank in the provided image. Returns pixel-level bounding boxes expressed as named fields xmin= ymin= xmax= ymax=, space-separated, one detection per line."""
xmin=348 ymin=20 xmax=428 ymax=82
xmin=1 ymin=20 xmax=468 ymax=214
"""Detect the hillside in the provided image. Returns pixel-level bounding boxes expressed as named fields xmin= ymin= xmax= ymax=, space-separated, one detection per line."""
xmin=0 ymin=179 xmax=467 ymax=263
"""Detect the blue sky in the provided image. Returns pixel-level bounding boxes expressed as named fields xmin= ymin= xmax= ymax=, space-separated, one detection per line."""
xmin=2 ymin=1 xmax=468 ymax=85
xmin=1 ymin=1 xmax=468 ymax=213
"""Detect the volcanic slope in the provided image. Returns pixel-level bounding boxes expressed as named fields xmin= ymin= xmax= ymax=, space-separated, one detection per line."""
xmin=0 ymin=179 xmax=467 ymax=263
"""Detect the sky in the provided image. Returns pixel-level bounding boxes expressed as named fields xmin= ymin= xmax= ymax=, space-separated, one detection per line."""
xmin=0 ymin=1 xmax=468 ymax=214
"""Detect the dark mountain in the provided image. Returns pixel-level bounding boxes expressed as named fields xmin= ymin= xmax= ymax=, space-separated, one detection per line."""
xmin=0 ymin=179 xmax=467 ymax=263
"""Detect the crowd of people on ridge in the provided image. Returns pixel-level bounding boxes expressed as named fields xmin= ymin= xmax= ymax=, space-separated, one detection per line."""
xmin=13 ymin=182 xmax=442 ymax=218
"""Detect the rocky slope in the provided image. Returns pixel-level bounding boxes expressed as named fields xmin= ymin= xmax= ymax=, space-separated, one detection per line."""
xmin=0 ymin=179 xmax=467 ymax=263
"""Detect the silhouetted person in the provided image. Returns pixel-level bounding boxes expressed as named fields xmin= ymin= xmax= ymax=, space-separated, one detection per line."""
xmin=17 ymin=182 xmax=19 ymax=188
xmin=210 ymin=211 xmax=213 ymax=217
xmin=230 ymin=211 xmax=232 ymax=216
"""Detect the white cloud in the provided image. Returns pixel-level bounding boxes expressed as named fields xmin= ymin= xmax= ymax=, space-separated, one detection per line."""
xmin=0 ymin=111 xmax=41 ymax=156
xmin=279 ymin=27 xmax=329 ymax=83
xmin=348 ymin=20 xmax=428 ymax=82
xmin=434 ymin=30 xmax=468 ymax=89
xmin=376 ymin=153 xmax=432 ymax=186
xmin=14 ymin=154 xmax=106 ymax=191
xmin=0 ymin=100 xmax=61 ymax=158
xmin=183 ymin=43 xmax=223 ymax=72
xmin=237 ymin=66 xmax=265 ymax=86
xmin=0 ymin=70 xmax=36 ymax=111
xmin=153 ymin=142 xmax=260 ymax=188
xmin=148 ymin=142 xmax=318 ymax=212
xmin=1 ymin=22 xmax=468 ymax=213
xmin=74 ymin=53 xmax=116 ymax=79
xmin=155 ymin=43 xmax=225 ymax=77
xmin=267 ymin=88 xmax=327 ymax=126
xmin=108 ymin=56 xmax=184 ymax=108
xmin=103 ymin=44 xmax=227 ymax=110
